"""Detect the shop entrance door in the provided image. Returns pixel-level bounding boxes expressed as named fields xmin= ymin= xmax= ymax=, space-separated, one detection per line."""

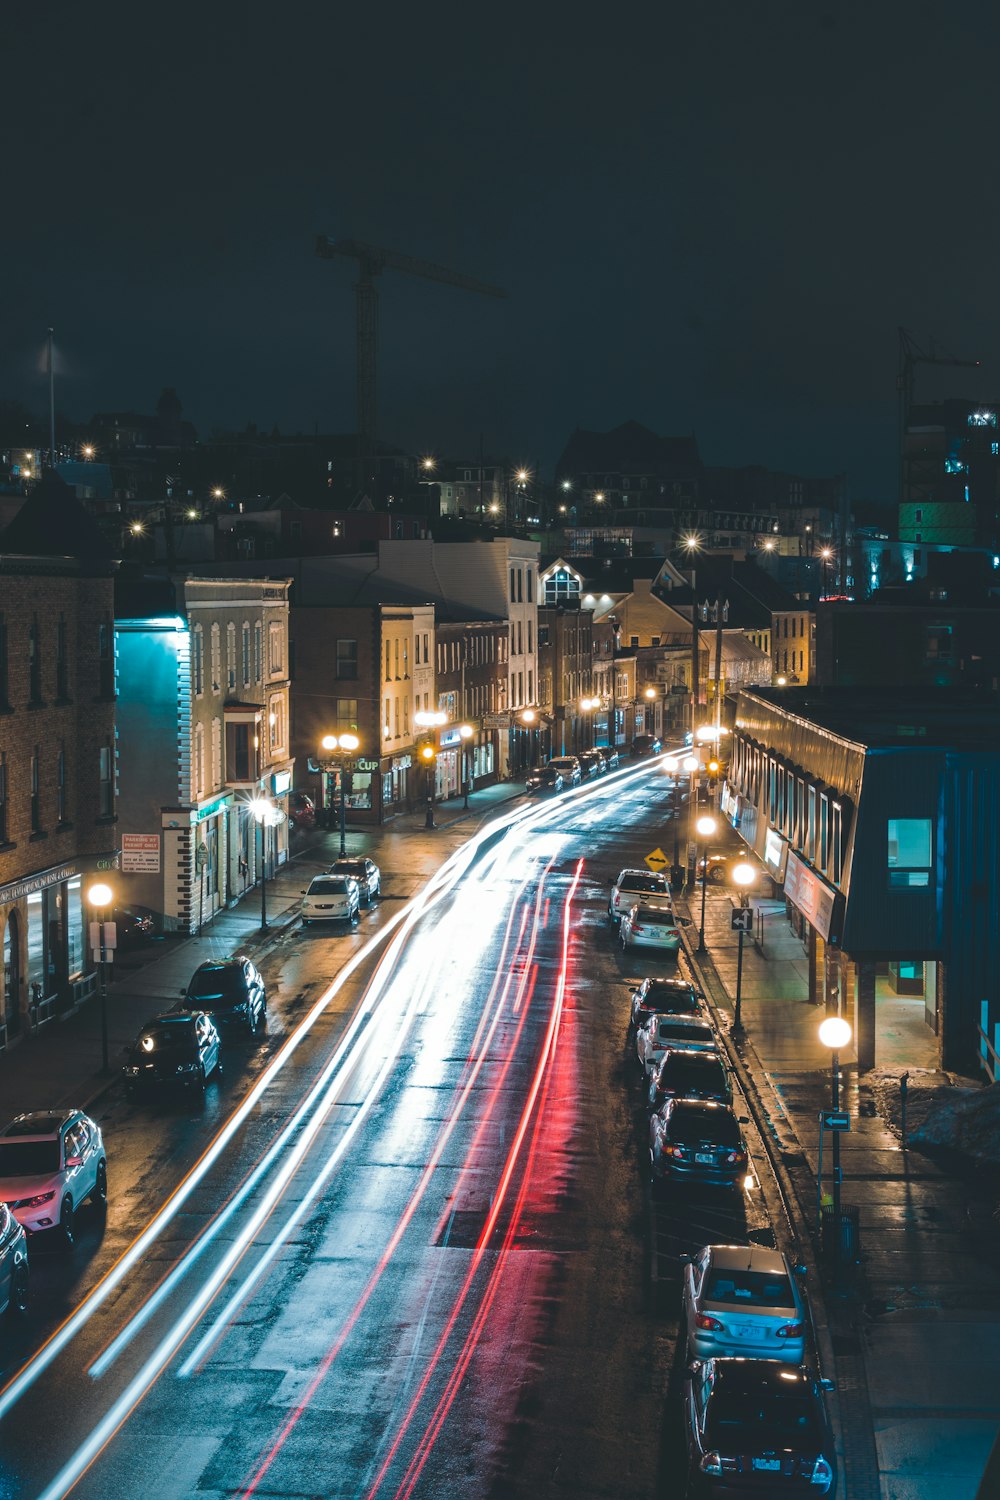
xmin=3 ymin=911 xmax=21 ymax=1041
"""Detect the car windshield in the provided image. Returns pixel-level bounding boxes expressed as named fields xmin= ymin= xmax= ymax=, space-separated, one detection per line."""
xmin=0 ymin=1141 xmax=61 ymax=1176
xmin=308 ymin=878 xmax=352 ymax=895
xmin=331 ymin=862 xmax=365 ymax=877
xmin=640 ymin=908 xmax=676 ymax=926
xmin=133 ymin=1024 xmax=196 ymax=1056
xmin=656 ymin=1021 xmax=712 ymax=1044
xmin=620 ymin=874 xmax=666 ymax=893
xmin=670 ymin=1106 xmax=741 ymax=1145
xmin=705 ymin=1268 xmax=794 ymax=1308
xmin=187 ymin=966 xmax=246 ymax=999
xmin=706 ymin=1391 xmax=823 ymax=1452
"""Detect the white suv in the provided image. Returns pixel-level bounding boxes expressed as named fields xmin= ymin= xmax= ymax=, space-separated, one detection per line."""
xmin=548 ymin=756 xmax=582 ymax=786
xmin=608 ymin=867 xmax=671 ymax=924
xmin=0 ymin=1110 xmax=107 ymax=1248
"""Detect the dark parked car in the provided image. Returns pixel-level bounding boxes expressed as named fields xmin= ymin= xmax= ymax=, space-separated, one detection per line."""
xmin=329 ymin=857 xmax=381 ymax=903
xmin=181 ymin=955 xmax=266 ymax=1035
xmin=123 ymin=1011 xmax=222 ymax=1097
xmin=0 ymin=1202 xmax=29 ymax=1316
xmin=526 ymin=765 xmax=565 ymax=794
xmin=112 ymin=905 xmax=159 ymax=947
xmin=596 ymin=746 xmax=620 ymax=771
xmin=578 ymin=749 xmax=605 ymax=779
xmin=289 ymin=791 xmax=316 ymax=830
xmin=683 ymin=1358 xmax=836 ymax=1496
xmin=647 ymin=1048 xmax=732 ymax=1113
xmin=649 ymin=1098 xmax=749 ymax=1191
xmin=630 ymin=734 xmax=663 ymax=757
xmin=630 ymin=976 xmax=704 ymax=1029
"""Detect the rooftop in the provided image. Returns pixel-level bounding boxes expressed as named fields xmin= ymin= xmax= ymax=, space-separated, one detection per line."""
xmin=743 ymin=686 xmax=1000 ymax=751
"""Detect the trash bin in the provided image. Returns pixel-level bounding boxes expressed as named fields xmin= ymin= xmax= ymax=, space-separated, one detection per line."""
xmin=821 ymin=1204 xmax=861 ymax=1265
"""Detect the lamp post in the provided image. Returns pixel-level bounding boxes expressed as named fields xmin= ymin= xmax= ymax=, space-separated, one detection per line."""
xmin=820 ymin=545 xmax=833 ymax=601
xmin=819 ymin=1015 xmax=852 ymax=1263
xmin=87 ymin=881 xmax=113 ymax=1074
xmin=579 ymin=696 xmax=599 ymax=751
xmin=696 ymin=814 xmax=718 ymax=952
xmin=414 ymin=710 xmax=447 ymax=828
xmin=671 ymin=753 xmax=699 ymax=888
xmin=731 ymin=861 xmax=756 ymax=1036
xmin=459 ymin=723 xmax=473 ymax=808
xmin=320 ymin=733 xmax=360 ymax=856
xmin=682 ymin=533 xmax=702 ymax=739
xmin=250 ymin=795 xmax=282 ymax=929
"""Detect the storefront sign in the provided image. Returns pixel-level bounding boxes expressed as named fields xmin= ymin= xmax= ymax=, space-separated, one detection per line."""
xmin=784 ymin=852 xmax=839 ymax=941
xmin=0 ymin=862 xmax=78 ymax=906
xmin=439 ymin=727 xmax=462 ymax=748
xmin=391 ymin=754 xmax=412 ymax=771
xmin=483 ymin=713 xmax=510 ymax=730
xmin=356 ymin=758 xmax=379 ymax=772
xmin=195 ymin=794 xmax=231 ymax=823
xmin=271 ymin=769 xmax=292 ymax=796
xmin=121 ymin=834 xmax=161 ymax=874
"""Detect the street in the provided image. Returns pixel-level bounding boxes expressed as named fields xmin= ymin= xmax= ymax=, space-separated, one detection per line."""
xmin=0 ymin=760 xmax=805 ymax=1500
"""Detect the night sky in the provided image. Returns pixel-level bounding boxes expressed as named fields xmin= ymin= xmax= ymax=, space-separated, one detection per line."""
xmin=5 ymin=0 xmax=1000 ymax=500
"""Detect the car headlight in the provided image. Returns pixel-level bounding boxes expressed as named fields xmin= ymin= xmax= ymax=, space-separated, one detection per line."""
xmin=12 ymin=1190 xmax=55 ymax=1209
xmin=175 ymin=1061 xmax=200 ymax=1074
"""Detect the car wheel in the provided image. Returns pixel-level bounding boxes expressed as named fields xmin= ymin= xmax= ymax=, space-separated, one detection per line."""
xmin=708 ymin=866 xmax=725 ymax=885
xmin=8 ymin=1261 xmax=29 ymax=1316
xmin=374 ymin=882 xmax=381 ymax=900
xmin=59 ymin=1195 xmax=75 ymax=1249
xmin=90 ymin=1160 xmax=108 ymax=1209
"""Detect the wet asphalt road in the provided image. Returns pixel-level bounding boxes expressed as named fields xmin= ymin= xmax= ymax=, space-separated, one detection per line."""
xmin=0 ymin=761 xmax=793 ymax=1500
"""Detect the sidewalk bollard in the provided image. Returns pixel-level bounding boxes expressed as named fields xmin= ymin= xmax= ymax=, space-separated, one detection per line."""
xmin=900 ymin=1070 xmax=909 ymax=1149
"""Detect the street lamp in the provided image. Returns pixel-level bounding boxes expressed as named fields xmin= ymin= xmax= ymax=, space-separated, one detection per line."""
xmin=579 ymin=695 xmax=599 ymax=750
xmin=819 ymin=1015 xmax=852 ymax=1262
xmin=320 ymin=733 xmax=360 ymax=856
xmin=731 ymin=861 xmax=756 ymax=1036
xmin=695 ymin=814 xmax=718 ymax=952
xmin=87 ymin=881 xmax=114 ymax=1073
xmin=415 ymin=710 xmax=447 ymax=828
xmin=250 ymin=795 xmax=283 ymax=928
xmin=459 ymin=723 xmax=474 ymax=808
xmin=820 ymin=546 xmax=833 ymax=599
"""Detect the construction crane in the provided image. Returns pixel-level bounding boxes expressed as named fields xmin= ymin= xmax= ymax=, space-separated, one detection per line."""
xmin=315 ymin=236 xmax=506 ymax=497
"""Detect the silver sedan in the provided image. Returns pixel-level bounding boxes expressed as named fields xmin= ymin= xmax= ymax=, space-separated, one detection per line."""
xmin=619 ymin=901 xmax=684 ymax=953
xmin=681 ymin=1243 xmax=808 ymax=1364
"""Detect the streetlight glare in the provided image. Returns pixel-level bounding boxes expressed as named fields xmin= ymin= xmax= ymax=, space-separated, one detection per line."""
xmin=682 ymin=755 xmax=700 ymax=772
xmin=321 ymin=734 xmax=338 ymax=751
xmin=521 ymin=708 xmax=536 ymax=724
xmin=732 ymin=862 xmax=756 ymax=887
xmin=683 ymin=532 xmax=701 ymax=552
xmin=696 ymin=815 xmax=717 ymax=838
xmin=696 ymin=724 xmax=715 ymax=741
xmin=458 ymin=724 xmax=474 ymax=739
xmin=819 ymin=1016 xmax=852 ymax=1050
xmin=644 ymin=687 xmax=656 ymax=699
xmin=338 ymin=733 xmax=359 ymax=752
xmin=87 ymin=882 xmax=113 ymax=907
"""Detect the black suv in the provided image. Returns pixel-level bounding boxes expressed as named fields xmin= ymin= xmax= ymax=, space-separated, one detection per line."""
xmin=181 ymin=955 xmax=266 ymax=1035
xmin=124 ymin=1011 xmax=222 ymax=1096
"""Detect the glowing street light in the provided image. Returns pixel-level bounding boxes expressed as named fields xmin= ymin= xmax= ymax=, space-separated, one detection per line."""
xmin=319 ymin=733 xmax=360 ymax=855
xmin=211 ymin=486 xmax=225 ymax=500
xmin=696 ymin=814 xmax=718 ymax=952
xmin=459 ymin=722 xmax=474 ymax=808
xmin=731 ymin=861 xmax=756 ymax=1035
xmin=81 ymin=444 xmax=95 ymax=460
xmin=819 ymin=1015 xmax=853 ymax=1257
xmin=250 ymin=795 xmax=284 ymax=927
xmin=87 ymin=881 xmax=114 ymax=1072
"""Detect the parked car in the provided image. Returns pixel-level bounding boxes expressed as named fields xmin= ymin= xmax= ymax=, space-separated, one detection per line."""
xmin=111 ymin=904 xmax=159 ymax=947
xmin=683 ymin=1358 xmax=836 ymax=1496
xmin=123 ymin=1011 xmax=222 ymax=1098
xmin=548 ymin=755 xmax=582 ymax=786
xmin=289 ymin=791 xmax=317 ymax=830
xmin=596 ymin=746 xmax=620 ymax=771
xmin=301 ymin=874 xmax=360 ymax=925
xmin=526 ymin=765 xmax=564 ymax=794
xmin=329 ymin=857 xmax=381 ymax=903
xmin=647 ymin=1048 xmax=732 ymax=1112
xmin=630 ymin=976 xmax=704 ymax=1028
xmin=578 ymin=749 xmax=605 ymax=778
xmin=695 ymin=853 xmax=764 ymax=889
xmin=182 ymin=955 xmax=266 ymax=1035
xmin=608 ymin=867 xmax=672 ymax=924
xmin=649 ymin=1098 xmax=748 ymax=1192
xmin=0 ymin=1202 xmax=29 ymax=1315
xmin=620 ymin=901 xmax=684 ymax=953
xmin=630 ymin=734 xmax=663 ymax=757
xmin=681 ymin=1245 xmax=808 ymax=1365
xmin=637 ymin=1014 xmax=718 ymax=1074
xmin=0 ymin=1110 xmax=107 ymax=1247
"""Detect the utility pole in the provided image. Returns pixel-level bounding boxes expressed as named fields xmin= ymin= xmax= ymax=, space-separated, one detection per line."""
xmin=47 ymin=328 xmax=56 ymax=468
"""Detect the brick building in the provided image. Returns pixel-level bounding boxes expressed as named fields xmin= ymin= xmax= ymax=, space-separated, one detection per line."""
xmin=0 ymin=476 xmax=117 ymax=1045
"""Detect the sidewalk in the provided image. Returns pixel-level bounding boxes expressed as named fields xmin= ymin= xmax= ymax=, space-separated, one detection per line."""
xmin=679 ymin=823 xmax=1000 ymax=1500
xmin=0 ymin=779 xmax=528 ymax=1121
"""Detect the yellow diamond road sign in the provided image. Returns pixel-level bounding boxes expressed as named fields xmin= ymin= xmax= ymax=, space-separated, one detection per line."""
xmin=645 ymin=847 xmax=669 ymax=872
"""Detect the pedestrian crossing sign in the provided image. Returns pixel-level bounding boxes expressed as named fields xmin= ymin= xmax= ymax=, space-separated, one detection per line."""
xmin=645 ymin=847 xmax=669 ymax=872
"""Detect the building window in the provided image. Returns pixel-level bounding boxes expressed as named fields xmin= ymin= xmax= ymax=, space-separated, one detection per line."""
xmin=414 ymin=634 xmax=421 ymax=666
xmin=268 ymin=622 xmax=284 ymax=676
xmin=269 ymin=698 xmax=284 ymax=754
xmin=99 ymin=742 xmax=115 ymax=817
xmin=193 ymin=625 xmax=205 ymax=697
xmin=56 ymin=616 xmax=69 ymax=700
xmin=210 ymin=623 xmax=221 ymax=691
xmin=527 ymin=569 xmax=534 ymax=603
xmin=227 ymin=622 xmax=237 ymax=691
xmin=254 ymin=622 xmax=262 ymax=683
xmin=394 ymin=639 xmax=400 ymax=679
xmin=0 ymin=614 xmax=8 ymax=709
xmin=887 ymin=817 xmax=932 ymax=888
xmin=510 ymin=568 xmax=516 ymax=603
xmin=423 ymin=632 xmax=429 ymax=662
xmin=336 ymin=638 xmax=358 ymax=680
xmin=831 ymin=802 xmax=843 ymax=882
xmin=28 ymin=619 xmax=42 ymax=704
xmin=336 ymin=698 xmax=359 ymax=730
xmin=385 ymin=640 xmax=392 ymax=681
xmin=527 ymin=620 xmax=533 ymax=654
xmin=242 ymin=622 xmax=251 ymax=686
xmin=57 ymin=740 xmax=66 ymax=824
xmin=383 ymin=697 xmax=391 ymax=738
xmin=0 ymin=752 xmax=7 ymax=843
xmin=30 ymin=747 xmax=41 ymax=833
xmin=212 ymin=717 xmax=222 ymax=789
xmin=517 ymin=570 xmax=523 ymax=603
xmin=193 ymin=724 xmax=205 ymax=800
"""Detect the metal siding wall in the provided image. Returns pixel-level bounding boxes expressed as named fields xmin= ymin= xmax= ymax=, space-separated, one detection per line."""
xmin=942 ymin=755 xmax=1000 ymax=1070
xmin=840 ymin=752 xmax=942 ymax=954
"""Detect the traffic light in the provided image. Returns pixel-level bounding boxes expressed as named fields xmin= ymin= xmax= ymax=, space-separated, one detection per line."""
xmin=707 ymin=758 xmax=720 ymax=778
xmin=418 ymin=740 xmax=436 ymax=765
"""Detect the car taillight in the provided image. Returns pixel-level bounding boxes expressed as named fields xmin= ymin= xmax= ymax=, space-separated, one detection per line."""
xmin=809 ymin=1457 xmax=834 ymax=1489
xmin=632 ymin=921 xmax=644 ymax=933
xmin=694 ymin=1313 xmax=724 ymax=1332
xmin=725 ymin=1150 xmax=747 ymax=1164
xmin=699 ymin=1452 xmax=737 ymax=1475
xmin=666 ymin=1144 xmax=687 ymax=1158
xmin=777 ymin=1321 xmax=805 ymax=1339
